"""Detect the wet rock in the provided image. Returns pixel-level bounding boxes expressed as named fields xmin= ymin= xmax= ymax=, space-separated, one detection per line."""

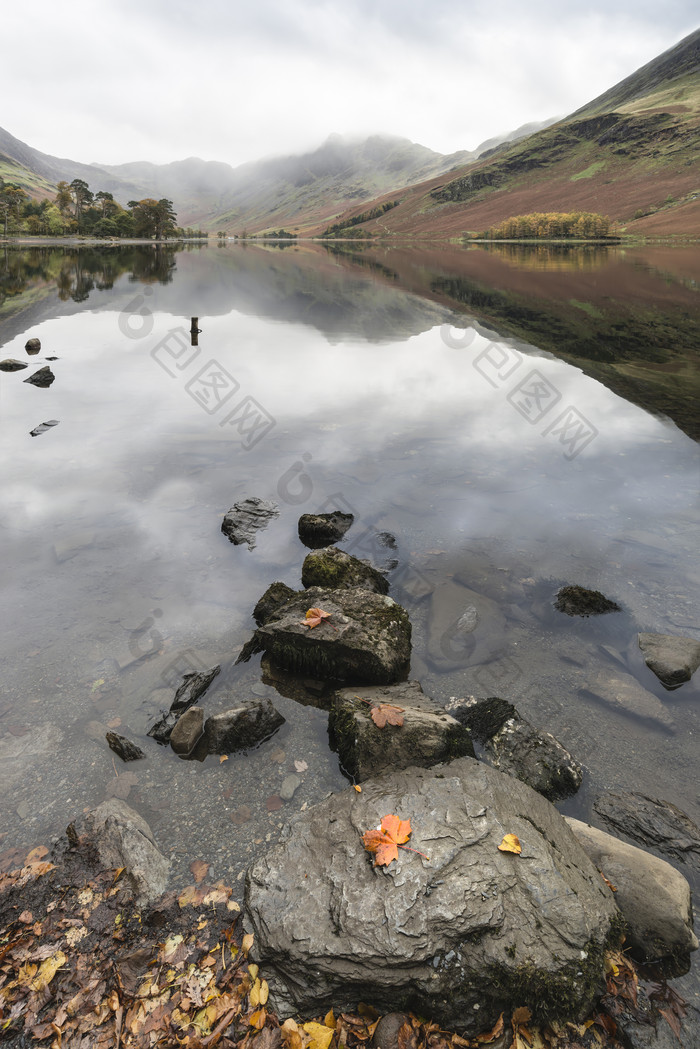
xmin=298 ymin=511 xmax=354 ymax=548
xmin=147 ymin=665 xmax=221 ymax=744
xmin=346 ymin=530 xmax=399 ymax=574
xmin=221 ymin=497 xmax=279 ymax=549
xmin=594 ymin=791 xmax=700 ymax=866
xmin=446 ymin=696 xmax=582 ymax=801
xmin=245 ymin=757 xmax=620 ymax=1032
xmin=23 ymin=365 xmax=55 ymax=387
xmin=203 ymin=697 xmax=284 ymax=754
xmin=372 ymin=1014 xmax=411 ymax=1049
xmin=30 ymin=419 xmax=60 ymax=437
xmin=25 ymin=337 xmax=41 ymax=354
xmin=565 ymin=817 xmax=698 ymax=970
xmin=301 ymin=546 xmax=389 ymax=595
xmin=638 ymin=632 xmax=700 ymax=689
xmin=280 ymin=774 xmax=302 ymax=801
xmin=330 ymin=681 xmax=473 ymax=781
xmin=81 ymin=799 xmax=169 ymax=906
xmin=427 ymin=581 xmax=507 ymax=671
xmin=238 ymin=586 xmax=411 ymax=685
xmin=582 ymin=670 xmax=674 ymax=731
xmin=106 ymin=732 xmax=146 ymax=762
xmin=261 ymin=657 xmax=333 ymax=707
xmin=170 ymin=707 xmax=204 ymax=756
xmin=555 ymin=585 xmax=620 ymax=616
xmin=254 ymin=582 xmax=299 ymax=626
xmin=0 ymin=358 xmax=28 ymax=371
xmin=601 ymin=982 xmax=690 ymax=1049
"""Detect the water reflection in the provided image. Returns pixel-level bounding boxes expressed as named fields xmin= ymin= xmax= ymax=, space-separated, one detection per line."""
xmin=0 ymin=244 xmax=698 ymax=911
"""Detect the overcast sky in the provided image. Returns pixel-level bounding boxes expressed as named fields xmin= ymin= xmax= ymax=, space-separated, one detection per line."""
xmin=4 ymin=1 xmax=697 ymax=169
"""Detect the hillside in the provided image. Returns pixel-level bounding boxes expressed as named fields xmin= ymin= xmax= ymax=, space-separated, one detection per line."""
xmin=310 ymin=28 xmax=700 ymax=240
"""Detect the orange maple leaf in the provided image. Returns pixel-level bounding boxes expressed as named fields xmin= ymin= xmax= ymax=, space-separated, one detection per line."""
xmin=370 ymin=703 xmax=405 ymax=728
xmin=362 ymin=814 xmax=428 ymax=867
xmin=301 ymin=607 xmax=333 ymax=629
xmin=497 ymin=833 xmax=522 ymax=855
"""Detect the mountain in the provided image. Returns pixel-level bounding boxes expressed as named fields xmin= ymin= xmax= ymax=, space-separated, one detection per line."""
xmin=0 ymin=126 xmax=475 ymax=231
xmin=308 ymin=28 xmax=700 ymax=239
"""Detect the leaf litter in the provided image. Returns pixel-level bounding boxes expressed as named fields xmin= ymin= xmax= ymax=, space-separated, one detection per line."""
xmin=0 ymin=839 xmax=688 ymax=1048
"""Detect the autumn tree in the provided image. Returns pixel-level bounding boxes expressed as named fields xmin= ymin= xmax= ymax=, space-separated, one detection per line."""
xmin=128 ymin=198 xmax=178 ymax=239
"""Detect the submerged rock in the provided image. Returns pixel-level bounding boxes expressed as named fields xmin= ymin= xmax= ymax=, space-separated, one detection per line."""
xmin=427 ymin=581 xmax=507 ymax=670
xmin=566 ymin=817 xmax=698 ymax=971
xmin=0 ymin=358 xmax=28 ymax=371
xmin=106 ymin=732 xmax=146 ymax=762
xmin=203 ymin=697 xmax=284 ymax=754
xmin=594 ymin=791 xmax=700 ymax=866
xmin=301 ymin=546 xmax=389 ymax=594
xmin=147 ymin=665 xmax=221 ymax=744
xmin=555 ymin=585 xmax=620 ymax=616
xmin=298 ymin=511 xmax=354 ymax=548
xmin=638 ymin=631 xmax=700 ymax=689
xmin=446 ymin=696 xmax=582 ymax=802
xmin=221 ymin=497 xmax=279 ymax=549
xmin=238 ymin=586 xmax=411 ymax=685
xmin=245 ymin=758 xmax=620 ymax=1032
xmin=582 ymin=669 xmax=674 ymax=732
xmin=330 ymin=681 xmax=473 ymax=781
xmin=23 ymin=365 xmax=55 ymax=388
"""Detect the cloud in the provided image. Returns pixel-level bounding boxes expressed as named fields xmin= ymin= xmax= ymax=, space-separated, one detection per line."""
xmin=3 ymin=1 xmax=697 ymax=167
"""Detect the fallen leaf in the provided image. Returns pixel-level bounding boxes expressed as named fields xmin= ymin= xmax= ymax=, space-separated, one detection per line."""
xmin=363 ymin=814 xmax=414 ymax=867
xmin=303 ymin=1021 xmax=335 ymax=1049
xmin=227 ymin=900 xmax=241 ymax=912
xmin=26 ymin=845 xmax=49 ymax=863
xmin=324 ymin=1009 xmax=336 ymax=1029
xmin=294 ymin=760 xmax=308 ymax=773
xmin=474 ymin=1012 xmax=504 ymax=1043
xmin=241 ymin=932 xmax=254 ymax=954
xmin=600 ymin=871 xmax=617 ymax=892
xmin=498 ymin=833 xmax=522 ymax=855
xmin=301 ymin=607 xmax=333 ymax=629
xmin=249 ymin=1007 xmax=267 ymax=1028
xmin=266 ymin=795 xmax=283 ymax=811
xmin=354 ymin=785 xmax=362 ymax=793
xmin=220 ymin=755 xmax=228 ymax=763
xmin=190 ymin=859 xmax=209 ymax=884
xmin=370 ymin=703 xmax=405 ymax=728
xmin=30 ymin=949 xmax=67 ymax=991
xmin=19 ymin=910 xmax=33 ymax=923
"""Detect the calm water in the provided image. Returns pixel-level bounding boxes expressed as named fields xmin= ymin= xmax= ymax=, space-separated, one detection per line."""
xmin=1 ymin=245 xmax=699 ymax=938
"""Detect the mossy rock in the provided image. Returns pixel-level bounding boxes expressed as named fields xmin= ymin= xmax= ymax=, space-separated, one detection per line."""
xmin=555 ymin=585 xmax=620 ymax=616
xmin=298 ymin=512 xmax=354 ymax=549
xmin=301 ymin=546 xmax=389 ymax=595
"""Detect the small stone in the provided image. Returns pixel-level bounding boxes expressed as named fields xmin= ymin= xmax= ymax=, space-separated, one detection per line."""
xmin=23 ymin=365 xmax=55 ymax=388
xmin=301 ymin=546 xmax=389 ymax=594
xmin=170 ymin=708 xmax=204 ymax=756
xmin=203 ymin=697 xmax=285 ymax=754
xmin=221 ymin=497 xmax=279 ymax=550
xmin=298 ymin=512 xmax=354 ymax=549
xmin=253 ymin=582 xmax=299 ymax=626
xmin=280 ymin=774 xmax=302 ymax=801
xmin=25 ymin=338 xmax=41 ymax=354
xmin=106 ymin=732 xmax=146 ymax=762
xmin=0 ymin=359 xmax=28 ymax=371
xmin=555 ymin=585 xmax=620 ymax=616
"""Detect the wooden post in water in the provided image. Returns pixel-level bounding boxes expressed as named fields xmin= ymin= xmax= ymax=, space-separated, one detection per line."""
xmin=190 ymin=317 xmax=200 ymax=346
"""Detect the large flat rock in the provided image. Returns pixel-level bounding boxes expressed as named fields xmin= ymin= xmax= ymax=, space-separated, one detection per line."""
xmin=245 ymin=757 xmax=619 ymax=1033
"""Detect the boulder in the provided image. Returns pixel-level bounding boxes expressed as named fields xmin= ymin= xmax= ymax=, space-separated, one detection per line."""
xmin=203 ymin=697 xmax=284 ymax=754
xmin=0 ymin=358 xmax=28 ymax=371
xmin=555 ymin=585 xmax=620 ymax=616
xmin=446 ymin=696 xmax=582 ymax=802
xmin=638 ymin=632 xmax=700 ymax=689
xmin=581 ymin=670 xmax=674 ymax=732
xmin=565 ymin=817 xmax=698 ymax=970
xmin=254 ymin=582 xmax=299 ymax=625
xmin=170 ymin=707 xmax=204 ymax=756
xmin=148 ymin=665 xmax=221 ymax=744
xmin=238 ymin=586 xmax=411 ymax=685
xmin=330 ymin=682 xmax=473 ymax=781
xmin=23 ymin=365 xmax=55 ymax=388
xmin=106 ymin=732 xmax=146 ymax=762
xmin=25 ymin=337 xmax=41 ymax=354
xmin=245 ymin=758 xmax=620 ymax=1033
xmin=594 ymin=791 xmax=700 ymax=865
xmin=81 ymin=799 xmax=169 ymax=906
xmin=302 ymin=546 xmax=389 ymax=594
xmin=298 ymin=511 xmax=354 ymax=548
xmin=221 ymin=497 xmax=279 ymax=549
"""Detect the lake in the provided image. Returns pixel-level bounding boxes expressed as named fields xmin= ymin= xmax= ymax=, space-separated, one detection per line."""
xmin=1 ymin=240 xmax=699 ymax=1003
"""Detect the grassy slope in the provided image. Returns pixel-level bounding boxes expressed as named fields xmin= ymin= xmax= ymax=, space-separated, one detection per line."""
xmin=0 ymin=156 xmax=56 ymax=200
xmin=308 ymin=38 xmax=700 ymax=240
